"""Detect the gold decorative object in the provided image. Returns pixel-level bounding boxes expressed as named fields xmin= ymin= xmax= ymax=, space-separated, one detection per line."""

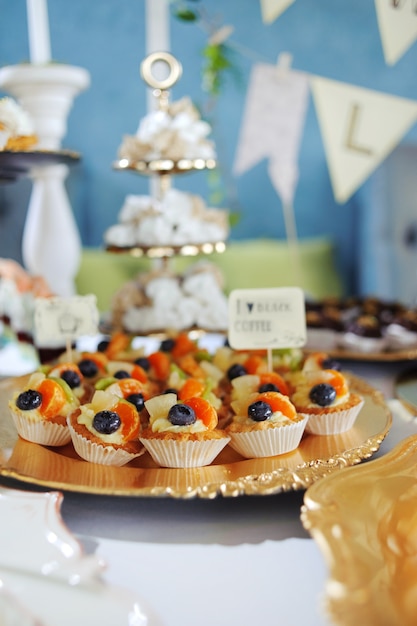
xmin=0 ymin=373 xmax=391 ymax=498
xmin=106 ymin=241 xmax=226 ymax=258
xmin=140 ymin=51 xmax=183 ymax=92
xmin=112 ymin=156 xmax=217 ymax=176
xmin=301 ymin=433 xmax=417 ymax=626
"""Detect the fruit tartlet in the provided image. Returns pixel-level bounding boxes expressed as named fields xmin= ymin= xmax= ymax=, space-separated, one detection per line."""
xmin=95 ymin=373 xmax=153 ymax=427
xmin=103 ymin=359 xmax=158 ymax=393
xmin=8 ymin=371 xmax=79 ymax=446
xmin=231 ymin=370 xmax=290 ymax=399
xmin=284 ymin=351 xmax=342 ymax=393
xmin=60 ymin=350 xmax=109 ymax=385
xmin=140 ymin=393 xmax=230 ymax=468
xmin=225 ymin=389 xmax=307 ymax=459
xmin=67 ymin=389 xmax=144 ymax=466
xmin=45 ymin=362 xmax=94 ymax=404
xmin=290 ymin=369 xmax=364 ymax=435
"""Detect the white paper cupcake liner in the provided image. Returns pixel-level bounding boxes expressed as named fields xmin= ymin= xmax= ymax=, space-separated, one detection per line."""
xmin=11 ymin=413 xmax=71 ymax=447
xmin=227 ymin=417 xmax=308 ymax=459
xmin=139 ymin=436 xmax=230 ymax=468
xmin=67 ymin=420 xmax=144 ymax=466
xmin=303 ymin=399 xmax=365 ymax=435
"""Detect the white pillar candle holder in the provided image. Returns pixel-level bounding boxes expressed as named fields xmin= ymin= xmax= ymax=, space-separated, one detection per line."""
xmin=0 ymin=63 xmax=90 ymax=296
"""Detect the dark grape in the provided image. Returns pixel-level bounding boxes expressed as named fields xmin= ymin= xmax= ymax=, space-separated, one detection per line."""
xmin=61 ymin=369 xmax=81 ymax=389
xmin=227 ymin=363 xmax=247 ymax=381
xmin=168 ymin=403 xmax=196 ymax=426
xmin=134 ymin=356 xmax=150 ymax=371
xmin=114 ymin=370 xmax=130 ymax=379
xmin=321 ymin=358 xmax=341 ymax=371
xmin=126 ymin=393 xmax=145 ymax=412
xmin=92 ymin=410 xmax=121 ymax=434
xmin=16 ymin=389 xmax=42 ymax=411
xmin=309 ymin=383 xmax=336 ymax=407
xmin=78 ymin=359 xmax=99 ymax=378
xmin=248 ymin=400 xmax=273 ymax=422
xmin=160 ymin=338 xmax=175 ymax=352
xmin=258 ymin=382 xmax=280 ymax=393
xmin=97 ymin=339 xmax=110 ymax=352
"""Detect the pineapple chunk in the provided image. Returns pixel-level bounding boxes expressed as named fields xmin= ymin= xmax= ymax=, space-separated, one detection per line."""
xmin=91 ymin=389 xmax=118 ymax=412
xmin=200 ymin=360 xmax=224 ymax=385
xmin=145 ymin=393 xmax=177 ymax=420
xmin=231 ymin=374 xmax=259 ymax=398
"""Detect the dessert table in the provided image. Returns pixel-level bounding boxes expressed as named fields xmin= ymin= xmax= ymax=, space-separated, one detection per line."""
xmin=0 ymin=340 xmax=416 ymax=625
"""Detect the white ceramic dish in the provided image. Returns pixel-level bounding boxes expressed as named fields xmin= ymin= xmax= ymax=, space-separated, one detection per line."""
xmin=0 ymin=486 xmax=147 ymax=626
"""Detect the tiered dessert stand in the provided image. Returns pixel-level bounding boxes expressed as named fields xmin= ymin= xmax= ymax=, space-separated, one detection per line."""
xmin=110 ymin=51 xmax=227 ymax=268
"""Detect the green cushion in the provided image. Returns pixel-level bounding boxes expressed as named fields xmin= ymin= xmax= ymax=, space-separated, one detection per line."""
xmin=75 ymin=238 xmax=343 ymax=313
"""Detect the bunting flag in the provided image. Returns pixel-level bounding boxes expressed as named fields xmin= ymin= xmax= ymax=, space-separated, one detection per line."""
xmin=374 ymin=0 xmax=417 ymax=65
xmin=260 ymin=0 xmax=296 ymax=24
xmin=310 ymin=75 xmax=417 ymax=204
xmin=233 ymin=62 xmax=309 ymax=206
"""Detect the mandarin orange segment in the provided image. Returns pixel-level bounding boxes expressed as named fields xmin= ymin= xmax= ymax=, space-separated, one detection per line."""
xmin=118 ymin=378 xmax=145 ymax=397
xmin=326 ymin=370 xmax=348 ymax=396
xmin=131 ymin=364 xmax=148 ymax=383
xmin=38 ymin=379 xmax=68 ymax=419
xmin=255 ymin=391 xmax=297 ymax=421
xmin=148 ymin=351 xmax=171 ymax=381
xmin=55 ymin=363 xmax=84 ymax=379
xmin=244 ymin=354 xmax=265 ymax=375
xmin=171 ymin=332 xmax=197 ymax=358
xmin=259 ymin=372 xmax=290 ymax=396
xmin=306 ymin=352 xmax=328 ymax=368
xmin=105 ymin=331 xmax=131 ymax=359
xmin=178 ymin=378 xmax=205 ymax=401
xmin=176 ymin=354 xmax=205 ymax=378
xmin=184 ymin=396 xmax=218 ymax=429
xmin=114 ymin=400 xmax=140 ymax=440
xmin=82 ymin=351 xmax=108 ymax=371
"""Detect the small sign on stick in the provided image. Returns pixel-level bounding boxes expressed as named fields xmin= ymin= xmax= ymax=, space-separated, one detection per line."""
xmin=33 ymin=295 xmax=99 ymax=359
xmin=228 ymin=287 xmax=306 ymax=367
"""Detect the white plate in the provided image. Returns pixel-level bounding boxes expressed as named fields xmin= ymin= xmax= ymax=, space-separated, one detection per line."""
xmin=0 ymin=486 xmax=147 ymax=626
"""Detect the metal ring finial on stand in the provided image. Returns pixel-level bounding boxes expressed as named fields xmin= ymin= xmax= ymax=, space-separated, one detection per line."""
xmin=140 ymin=51 xmax=182 ymax=91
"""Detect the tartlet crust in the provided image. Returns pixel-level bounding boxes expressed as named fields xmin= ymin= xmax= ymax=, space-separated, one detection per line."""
xmin=140 ymin=427 xmax=228 ymax=442
xmin=226 ymin=413 xmax=306 ymax=434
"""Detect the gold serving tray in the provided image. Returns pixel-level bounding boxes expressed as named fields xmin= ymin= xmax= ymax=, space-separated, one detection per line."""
xmin=395 ymin=366 xmax=417 ymax=414
xmin=301 ymin=434 xmax=417 ymax=626
xmin=0 ymin=374 xmax=391 ymax=498
xmin=306 ymin=346 xmax=417 ymax=362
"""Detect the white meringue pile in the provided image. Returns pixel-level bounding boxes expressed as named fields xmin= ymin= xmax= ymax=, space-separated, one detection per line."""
xmin=104 ymin=188 xmax=229 ymax=248
xmin=110 ymin=261 xmax=229 ymax=333
xmin=0 ymin=97 xmax=36 ymax=150
xmin=118 ymin=97 xmax=216 ymax=162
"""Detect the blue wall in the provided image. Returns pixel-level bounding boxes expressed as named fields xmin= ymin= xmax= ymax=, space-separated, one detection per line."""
xmin=1 ymin=0 xmax=417 ymax=295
